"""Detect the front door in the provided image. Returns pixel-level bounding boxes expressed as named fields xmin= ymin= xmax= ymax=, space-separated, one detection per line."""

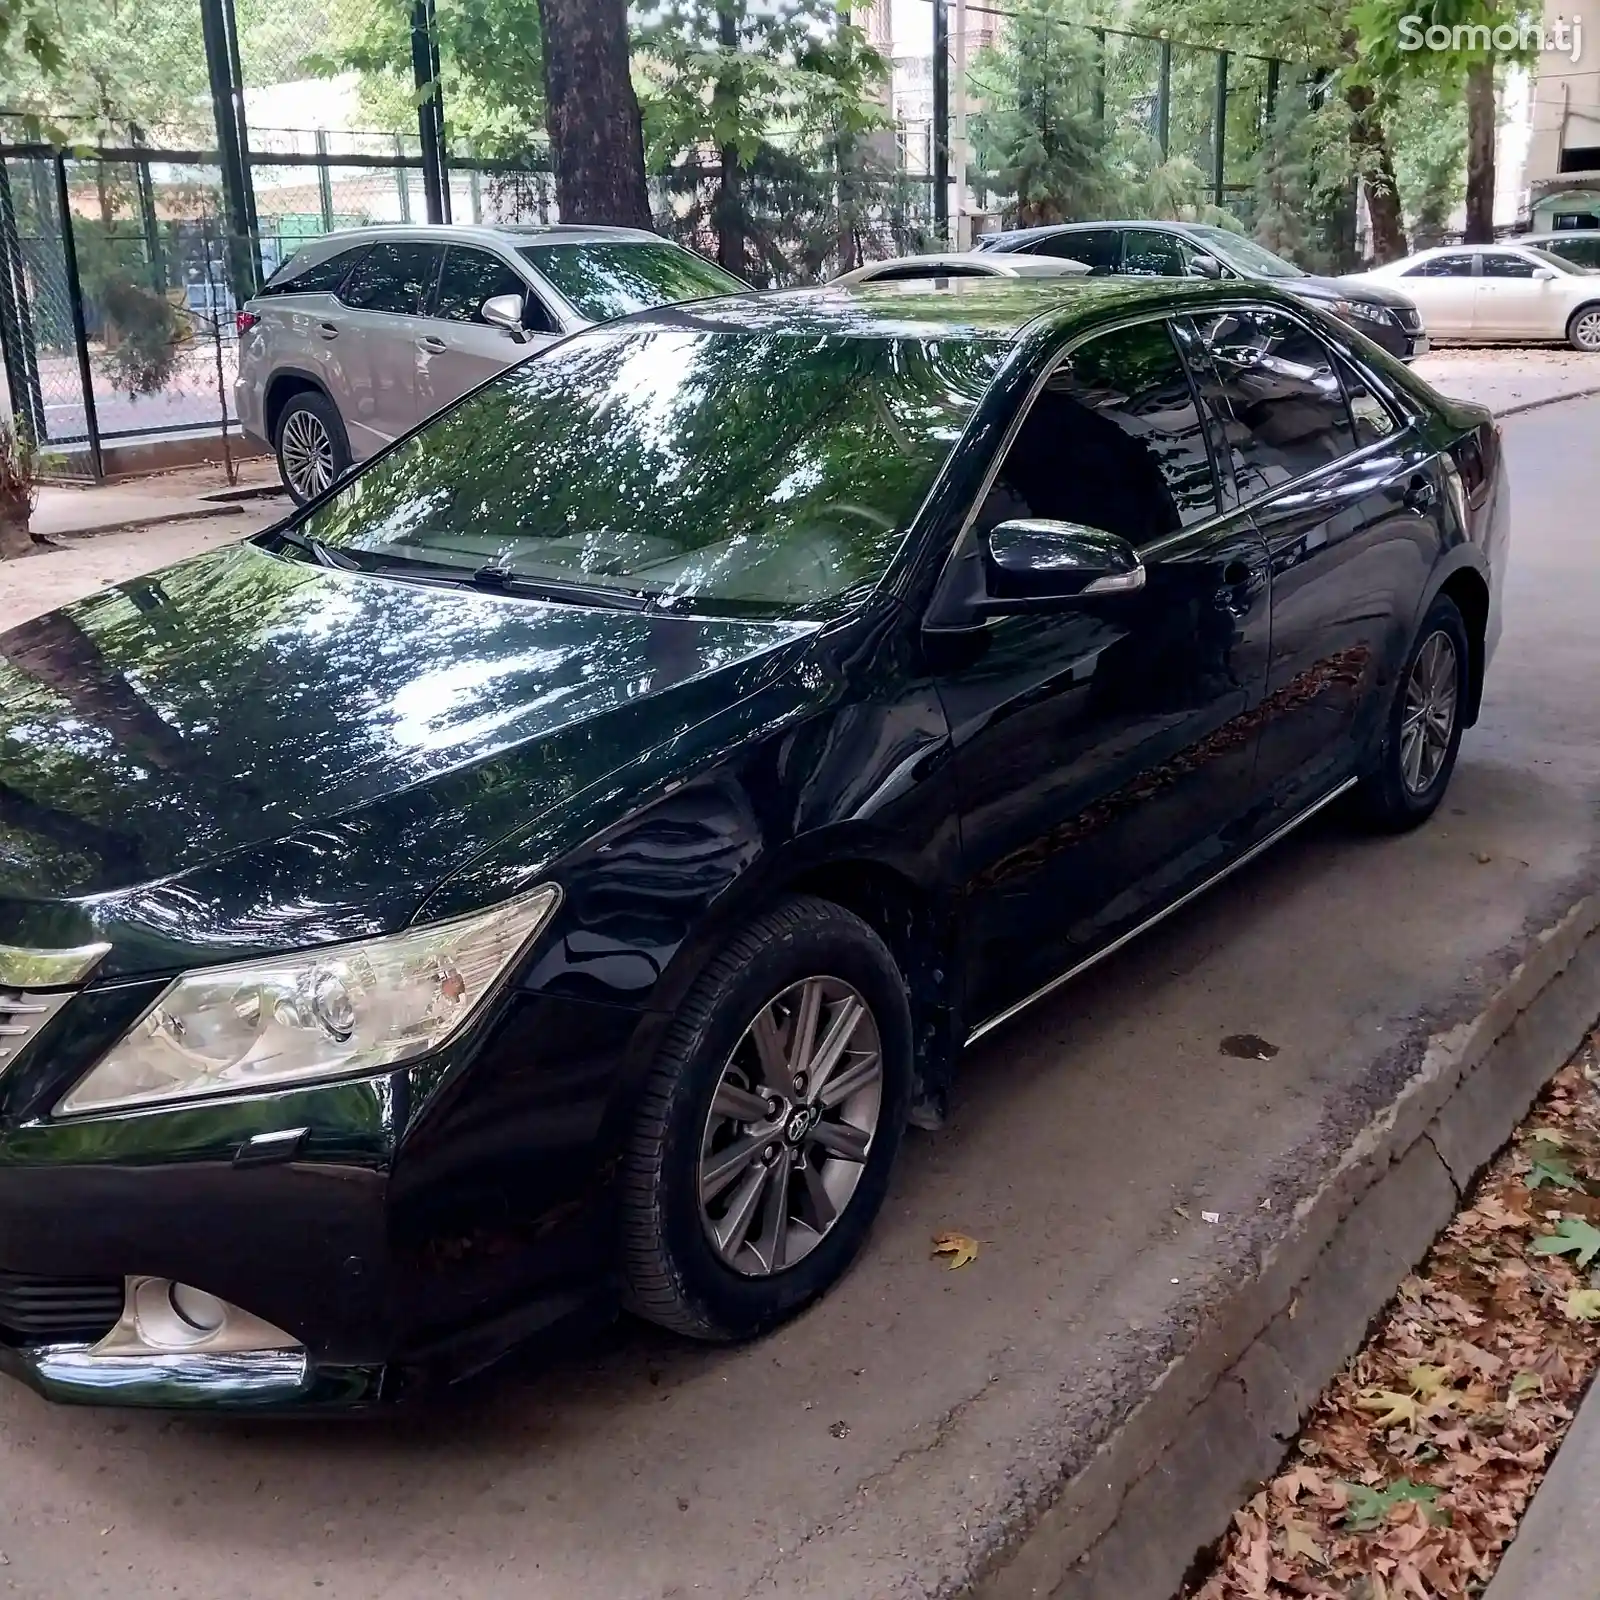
xmin=1472 ymin=249 xmax=1554 ymax=339
xmin=933 ymin=316 xmax=1272 ymax=1029
xmin=415 ymin=245 xmax=561 ymax=420
xmin=330 ymin=239 xmax=444 ymax=458
xmin=1190 ymin=305 xmax=1441 ymax=814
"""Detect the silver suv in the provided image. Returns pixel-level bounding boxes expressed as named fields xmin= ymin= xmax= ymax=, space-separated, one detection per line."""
xmin=235 ymin=223 xmax=744 ymax=502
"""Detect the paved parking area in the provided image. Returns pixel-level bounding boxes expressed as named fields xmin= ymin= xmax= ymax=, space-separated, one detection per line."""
xmin=0 ymin=391 xmax=1595 ymax=1600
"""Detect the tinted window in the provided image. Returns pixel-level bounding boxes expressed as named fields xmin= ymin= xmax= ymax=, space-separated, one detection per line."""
xmin=523 ymin=242 xmax=743 ymax=323
xmin=1548 ymin=236 xmax=1600 ymax=267
xmin=981 ymin=319 xmax=1218 ymax=546
xmin=1122 ymin=229 xmax=1192 ymax=276
xmin=433 ymin=246 xmax=544 ymax=325
xmin=1479 ymin=251 xmax=1540 ymax=278
xmin=261 ymin=246 xmax=365 ymax=296
xmin=340 ymin=242 xmax=444 ymax=314
xmin=1197 ymin=307 xmax=1355 ymax=493
xmin=300 ymin=330 xmax=1004 ymax=614
xmin=1335 ymin=353 xmax=1399 ymax=448
xmin=1029 ymin=228 xmax=1119 ymax=271
xmin=1405 ymin=254 xmax=1476 ymax=278
xmin=867 ymin=262 xmax=989 ymax=281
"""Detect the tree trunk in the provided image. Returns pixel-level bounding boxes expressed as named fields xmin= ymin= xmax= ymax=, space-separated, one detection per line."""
xmin=536 ymin=0 xmax=652 ymax=230
xmin=1463 ymin=59 xmax=1497 ymax=244
xmin=713 ymin=4 xmax=745 ymax=275
xmin=1344 ymin=78 xmax=1408 ymax=264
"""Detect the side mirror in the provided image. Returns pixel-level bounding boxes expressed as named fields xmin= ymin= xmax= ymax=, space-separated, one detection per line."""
xmin=979 ymin=519 xmax=1145 ymax=614
xmin=1532 ymin=265 xmax=1559 ymax=281
xmin=481 ymin=292 xmax=530 ymax=340
xmin=1188 ymin=254 xmax=1223 ymax=279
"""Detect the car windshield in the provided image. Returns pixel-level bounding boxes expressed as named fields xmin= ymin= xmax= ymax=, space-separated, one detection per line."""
xmin=523 ymin=242 xmax=746 ymax=321
xmin=1523 ymin=246 xmax=1584 ymax=274
xmin=297 ymin=327 xmax=1004 ymax=617
xmin=1188 ymin=226 xmax=1306 ymax=280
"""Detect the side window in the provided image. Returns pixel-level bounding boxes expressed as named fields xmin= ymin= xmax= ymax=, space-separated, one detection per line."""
xmin=433 ymin=247 xmax=533 ymax=323
xmin=1404 ymin=254 xmax=1476 ymax=278
xmin=1335 ymin=353 xmax=1400 ymax=448
xmin=340 ymin=242 xmax=444 ymax=314
xmin=1196 ymin=307 xmax=1356 ymax=494
xmin=982 ymin=319 xmax=1219 ymax=547
xmin=1033 ymin=229 xmax=1119 ymax=272
xmin=1122 ymin=229 xmax=1191 ymax=276
xmin=1479 ymin=251 xmax=1540 ymax=278
xmin=260 ymin=246 xmax=365 ymax=296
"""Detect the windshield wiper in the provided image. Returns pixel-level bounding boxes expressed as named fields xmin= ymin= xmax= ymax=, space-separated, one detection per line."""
xmin=468 ymin=564 xmax=650 ymax=610
xmin=271 ymin=527 xmax=360 ymax=570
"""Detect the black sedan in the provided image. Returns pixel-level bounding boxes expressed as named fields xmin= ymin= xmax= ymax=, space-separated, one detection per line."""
xmin=975 ymin=220 xmax=1430 ymax=361
xmin=0 ymin=277 xmax=1505 ymax=1410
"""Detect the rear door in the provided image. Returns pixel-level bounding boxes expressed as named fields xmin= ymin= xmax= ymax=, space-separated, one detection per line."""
xmin=1190 ymin=304 xmax=1442 ymax=814
xmin=1393 ymin=252 xmax=1478 ymax=337
xmin=416 ymin=245 xmax=562 ymax=419
xmin=330 ymin=240 xmax=444 ymax=456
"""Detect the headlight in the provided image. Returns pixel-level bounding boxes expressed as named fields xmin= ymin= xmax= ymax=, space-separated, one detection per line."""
xmin=58 ymin=884 xmax=561 ymax=1116
xmin=1332 ymin=298 xmax=1393 ymax=326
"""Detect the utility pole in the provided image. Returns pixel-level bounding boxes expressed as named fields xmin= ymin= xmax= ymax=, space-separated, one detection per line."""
xmin=931 ymin=0 xmax=949 ymax=243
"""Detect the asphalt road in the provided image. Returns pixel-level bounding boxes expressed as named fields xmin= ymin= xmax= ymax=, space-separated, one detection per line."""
xmin=0 ymin=400 xmax=1598 ymax=1600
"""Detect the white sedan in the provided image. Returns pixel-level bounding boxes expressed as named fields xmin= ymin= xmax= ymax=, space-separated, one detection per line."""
xmin=1347 ymin=243 xmax=1600 ymax=351
xmin=833 ymin=251 xmax=1092 ymax=286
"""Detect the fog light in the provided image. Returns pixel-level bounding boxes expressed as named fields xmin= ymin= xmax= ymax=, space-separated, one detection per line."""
xmin=90 ymin=1276 xmax=300 ymax=1357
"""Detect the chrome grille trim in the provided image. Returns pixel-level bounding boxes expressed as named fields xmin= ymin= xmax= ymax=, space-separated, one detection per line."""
xmin=0 ymin=988 xmax=73 ymax=1068
xmin=0 ymin=941 xmax=110 ymax=989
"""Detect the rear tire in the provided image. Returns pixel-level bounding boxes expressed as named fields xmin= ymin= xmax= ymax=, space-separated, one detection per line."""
xmin=1566 ymin=304 xmax=1600 ymax=353
xmin=620 ymin=896 xmax=912 ymax=1342
xmin=274 ymin=389 xmax=349 ymax=504
xmin=1355 ymin=594 xmax=1469 ymax=832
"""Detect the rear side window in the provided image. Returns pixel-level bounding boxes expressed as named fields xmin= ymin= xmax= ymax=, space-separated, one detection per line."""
xmin=1335 ymin=353 xmax=1400 ymax=448
xmin=1029 ymin=228 xmax=1118 ymax=271
xmin=1551 ymin=235 xmax=1600 ymax=268
xmin=341 ymin=242 xmax=445 ymax=314
xmin=260 ymin=246 xmax=365 ymax=296
xmin=1405 ymin=254 xmax=1476 ymax=278
xmin=1195 ymin=307 xmax=1356 ymax=493
xmin=982 ymin=319 xmax=1218 ymax=546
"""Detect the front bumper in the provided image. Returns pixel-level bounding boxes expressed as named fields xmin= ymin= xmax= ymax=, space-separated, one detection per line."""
xmin=0 ymin=1341 xmax=384 ymax=1411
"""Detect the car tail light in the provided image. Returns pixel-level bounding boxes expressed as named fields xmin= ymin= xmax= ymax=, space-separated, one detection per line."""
xmin=236 ymin=309 xmax=260 ymax=335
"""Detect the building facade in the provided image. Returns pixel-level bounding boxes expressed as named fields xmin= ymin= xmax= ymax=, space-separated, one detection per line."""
xmin=1526 ymin=0 xmax=1600 ymax=227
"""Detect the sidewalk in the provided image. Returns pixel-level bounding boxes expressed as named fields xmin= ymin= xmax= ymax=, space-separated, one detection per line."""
xmin=32 ymin=458 xmax=285 ymax=539
xmin=1482 ymin=1373 xmax=1600 ymax=1599
xmin=1411 ymin=348 xmax=1600 ymax=416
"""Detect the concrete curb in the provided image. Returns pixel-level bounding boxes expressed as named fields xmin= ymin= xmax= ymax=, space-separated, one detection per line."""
xmin=44 ymin=502 xmax=248 ymax=542
xmin=1492 ymin=384 xmax=1600 ymax=419
xmin=975 ymin=892 xmax=1600 ymax=1600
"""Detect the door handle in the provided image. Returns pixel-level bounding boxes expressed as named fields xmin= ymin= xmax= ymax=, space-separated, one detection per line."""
xmin=1402 ymin=475 xmax=1437 ymax=514
xmin=316 ymin=321 xmax=339 ymax=340
xmin=419 ymin=335 xmax=448 ymax=353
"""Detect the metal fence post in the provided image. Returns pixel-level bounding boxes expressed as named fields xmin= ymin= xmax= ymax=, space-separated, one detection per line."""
xmin=0 ymin=151 xmax=46 ymax=444
xmin=395 ymin=136 xmax=413 ymax=221
xmin=931 ymin=0 xmax=949 ymax=242
xmin=1093 ymin=29 xmax=1107 ymax=126
xmin=315 ymin=130 xmax=335 ymax=232
xmin=200 ymin=0 xmax=259 ymax=304
xmin=411 ymin=0 xmax=449 ymax=224
xmin=1156 ymin=37 xmax=1172 ymax=159
xmin=130 ymin=125 xmax=167 ymax=292
xmin=52 ymin=154 xmax=103 ymax=482
xmin=219 ymin=0 xmax=261 ymax=284
xmin=1212 ymin=50 xmax=1229 ymax=206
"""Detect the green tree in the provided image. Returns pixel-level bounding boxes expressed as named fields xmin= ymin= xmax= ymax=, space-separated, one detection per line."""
xmin=636 ymin=0 xmax=888 ymax=279
xmin=1386 ymin=75 xmax=1467 ymax=243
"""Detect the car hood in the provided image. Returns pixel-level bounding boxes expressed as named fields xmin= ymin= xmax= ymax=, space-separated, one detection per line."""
xmin=0 ymin=543 xmax=815 ymax=975
xmin=1300 ymin=274 xmax=1417 ymax=309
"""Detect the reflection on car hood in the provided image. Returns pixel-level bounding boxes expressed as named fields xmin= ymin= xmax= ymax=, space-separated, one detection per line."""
xmin=1297 ymin=274 xmax=1417 ymax=309
xmin=0 ymin=542 xmax=813 ymax=972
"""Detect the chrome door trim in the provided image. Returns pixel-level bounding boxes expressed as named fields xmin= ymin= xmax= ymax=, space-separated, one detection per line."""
xmin=964 ymin=777 xmax=1358 ymax=1046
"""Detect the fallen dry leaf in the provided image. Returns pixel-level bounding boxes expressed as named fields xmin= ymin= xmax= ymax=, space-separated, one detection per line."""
xmin=931 ymin=1231 xmax=979 ymax=1270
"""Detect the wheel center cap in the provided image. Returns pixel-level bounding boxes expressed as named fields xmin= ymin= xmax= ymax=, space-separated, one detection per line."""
xmin=784 ymin=1106 xmax=817 ymax=1145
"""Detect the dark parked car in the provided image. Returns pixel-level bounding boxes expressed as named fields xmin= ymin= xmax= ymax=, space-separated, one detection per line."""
xmin=0 ymin=277 xmax=1505 ymax=1411
xmin=975 ymin=220 xmax=1430 ymax=361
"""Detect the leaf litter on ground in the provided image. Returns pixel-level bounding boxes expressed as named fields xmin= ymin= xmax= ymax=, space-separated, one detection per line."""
xmin=1186 ymin=1025 xmax=1600 ymax=1599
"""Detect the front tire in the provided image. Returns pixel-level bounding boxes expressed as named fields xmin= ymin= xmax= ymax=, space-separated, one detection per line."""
xmin=1567 ymin=304 xmax=1600 ymax=353
xmin=1356 ymin=594 xmax=1469 ymax=831
xmin=275 ymin=389 xmax=350 ymax=504
xmin=620 ymin=896 xmax=912 ymax=1342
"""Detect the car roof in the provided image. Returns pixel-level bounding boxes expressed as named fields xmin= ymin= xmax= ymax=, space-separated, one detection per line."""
xmin=613 ymin=274 xmax=1309 ymax=344
xmin=838 ymin=252 xmax=1090 ymax=282
xmin=983 ymin=219 xmax=1217 ymax=241
xmin=283 ymin=222 xmax=664 ymax=259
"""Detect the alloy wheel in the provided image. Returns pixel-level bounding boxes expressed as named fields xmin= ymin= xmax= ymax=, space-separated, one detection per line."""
xmin=280 ymin=408 xmax=335 ymax=499
xmin=1398 ymin=630 xmax=1459 ymax=796
xmin=1573 ymin=309 xmax=1600 ymax=352
xmin=697 ymin=976 xmax=883 ymax=1278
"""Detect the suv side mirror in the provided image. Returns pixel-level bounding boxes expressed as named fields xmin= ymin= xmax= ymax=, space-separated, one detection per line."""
xmin=978 ymin=519 xmax=1145 ymax=614
xmin=481 ymin=293 xmax=530 ymax=341
xmin=1188 ymin=254 xmax=1223 ymax=279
